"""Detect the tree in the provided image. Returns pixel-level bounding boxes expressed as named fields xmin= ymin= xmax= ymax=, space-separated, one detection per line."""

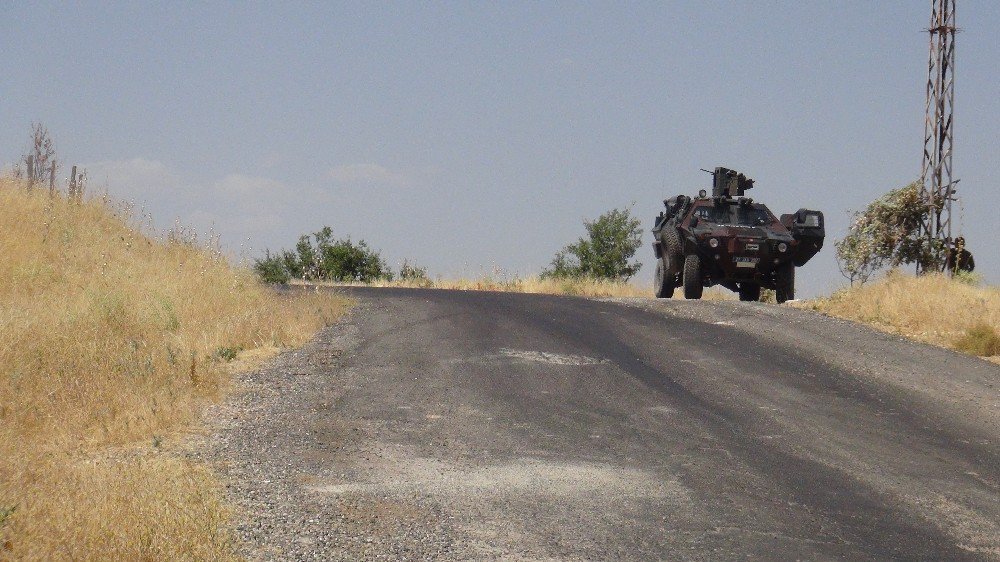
xmin=295 ymin=233 xmax=319 ymax=278
xmin=281 ymin=250 xmax=303 ymax=279
xmin=542 ymin=206 xmax=643 ymax=281
xmin=15 ymin=123 xmax=57 ymax=185
xmin=835 ymin=181 xmax=930 ymax=285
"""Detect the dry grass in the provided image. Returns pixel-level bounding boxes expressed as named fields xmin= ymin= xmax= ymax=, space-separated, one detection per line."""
xmin=359 ymin=275 xmax=655 ymax=297
xmin=799 ymin=270 xmax=1000 ymax=358
xmin=299 ymin=275 xmax=737 ymax=300
xmin=952 ymin=323 xmax=1000 ymax=357
xmin=0 ymin=179 xmax=349 ymax=560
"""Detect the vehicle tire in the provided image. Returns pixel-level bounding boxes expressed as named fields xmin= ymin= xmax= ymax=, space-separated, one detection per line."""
xmin=654 ymin=258 xmax=674 ymax=298
xmin=776 ymin=264 xmax=795 ymax=303
xmin=682 ymin=254 xmax=703 ymax=300
xmin=662 ymin=229 xmax=683 ymax=274
xmin=738 ymin=283 xmax=761 ymax=302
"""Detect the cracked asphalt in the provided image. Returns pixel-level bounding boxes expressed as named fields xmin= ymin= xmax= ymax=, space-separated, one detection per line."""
xmin=203 ymin=287 xmax=999 ymax=561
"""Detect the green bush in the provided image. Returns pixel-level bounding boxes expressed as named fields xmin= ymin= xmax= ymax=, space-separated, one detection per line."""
xmin=542 ymin=207 xmax=643 ymax=281
xmin=953 ymin=270 xmax=983 ymax=286
xmin=213 ymin=345 xmax=243 ymax=362
xmin=254 ymin=226 xmax=392 ymax=283
xmin=399 ymin=260 xmax=432 ymax=287
xmin=835 ymin=181 xmax=933 ymax=285
xmin=253 ymin=250 xmax=291 ymax=284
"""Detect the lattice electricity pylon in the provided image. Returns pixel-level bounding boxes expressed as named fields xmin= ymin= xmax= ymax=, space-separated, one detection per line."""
xmin=919 ymin=0 xmax=958 ymax=273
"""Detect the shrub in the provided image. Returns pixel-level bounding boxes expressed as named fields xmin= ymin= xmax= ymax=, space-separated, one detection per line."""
xmin=253 ymin=250 xmax=291 ymax=284
xmin=952 ymin=323 xmax=1000 ymax=357
xmin=542 ymin=206 xmax=643 ymax=281
xmin=835 ymin=181 xmax=933 ymax=285
xmin=255 ymin=226 xmax=393 ymax=283
xmin=214 ymin=345 xmax=243 ymax=362
xmin=398 ymin=260 xmax=432 ymax=287
xmin=953 ymin=270 xmax=983 ymax=286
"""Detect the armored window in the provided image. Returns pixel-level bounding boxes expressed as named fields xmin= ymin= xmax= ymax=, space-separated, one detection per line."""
xmin=694 ymin=206 xmax=732 ymax=224
xmin=735 ymin=208 xmax=772 ymax=226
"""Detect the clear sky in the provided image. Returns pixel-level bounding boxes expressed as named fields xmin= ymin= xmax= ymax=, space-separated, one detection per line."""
xmin=3 ymin=2 xmax=997 ymax=296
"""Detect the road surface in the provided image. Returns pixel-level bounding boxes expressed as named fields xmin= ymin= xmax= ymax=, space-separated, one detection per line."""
xmin=205 ymin=287 xmax=999 ymax=561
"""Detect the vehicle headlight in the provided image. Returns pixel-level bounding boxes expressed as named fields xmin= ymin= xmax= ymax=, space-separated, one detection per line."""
xmin=778 ymin=242 xmax=788 ymax=253
xmin=709 ymin=238 xmax=719 ymax=248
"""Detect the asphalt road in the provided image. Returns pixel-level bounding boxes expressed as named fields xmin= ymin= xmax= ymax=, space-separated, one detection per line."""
xmin=212 ymin=287 xmax=999 ymax=561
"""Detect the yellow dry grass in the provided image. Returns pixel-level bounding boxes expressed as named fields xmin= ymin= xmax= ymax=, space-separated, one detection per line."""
xmin=299 ymin=275 xmax=737 ymax=300
xmin=0 ymin=179 xmax=349 ymax=560
xmin=799 ymin=270 xmax=1000 ymax=358
xmin=361 ymin=275 xmax=655 ymax=297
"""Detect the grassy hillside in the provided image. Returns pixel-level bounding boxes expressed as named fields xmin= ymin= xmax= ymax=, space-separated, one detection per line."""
xmin=0 ymin=179 xmax=349 ymax=560
xmin=801 ymin=271 xmax=999 ymax=360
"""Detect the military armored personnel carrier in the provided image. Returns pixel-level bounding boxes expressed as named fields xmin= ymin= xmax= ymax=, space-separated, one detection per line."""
xmin=651 ymin=167 xmax=824 ymax=303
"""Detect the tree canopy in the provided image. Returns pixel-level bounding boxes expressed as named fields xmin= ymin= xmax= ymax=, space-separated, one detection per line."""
xmin=542 ymin=207 xmax=643 ymax=281
xmin=835 ymin=181 xmax=932 ymax=284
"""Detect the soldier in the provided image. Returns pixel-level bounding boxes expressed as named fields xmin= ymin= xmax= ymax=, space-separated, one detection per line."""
xmin=945 ymin=236 xmax=975 ymax=273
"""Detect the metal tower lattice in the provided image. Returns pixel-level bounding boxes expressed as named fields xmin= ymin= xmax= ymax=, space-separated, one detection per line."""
xmin=919 ymin=0 xmax=958 ymax=273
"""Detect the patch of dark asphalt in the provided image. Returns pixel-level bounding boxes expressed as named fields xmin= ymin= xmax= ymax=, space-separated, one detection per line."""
xmin=442 ymin=289 xmax=995 ymax=559
xmin=199 ymin=286 xmax=999 ymax=561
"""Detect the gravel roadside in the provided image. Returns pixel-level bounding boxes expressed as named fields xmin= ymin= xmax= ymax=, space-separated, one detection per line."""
xmin=190 ymin=304 xmax=473 ymax=561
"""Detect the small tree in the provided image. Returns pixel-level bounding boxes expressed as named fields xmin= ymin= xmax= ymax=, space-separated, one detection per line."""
xmin=835 ymin=181 xmax=930 ymax=285
xmin=542 ymin=206 xmax=643 ymax=281
xmin=281 ymin=250 xmax=303 ymax=279
xmin=15 ymin=123 xmax=57 ymax=185
xmin=295 ymin=233 xmax=319 ymax=278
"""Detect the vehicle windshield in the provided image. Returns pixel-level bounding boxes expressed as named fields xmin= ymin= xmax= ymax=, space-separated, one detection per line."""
xmin=693 ymin=204 xmax=773 ymax=226
xmin=735 ymin=207 xmax=772 ymax=226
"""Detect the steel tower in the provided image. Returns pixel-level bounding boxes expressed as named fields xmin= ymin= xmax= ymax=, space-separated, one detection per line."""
xmin=919 ymin=0 xmax=958 ymax=273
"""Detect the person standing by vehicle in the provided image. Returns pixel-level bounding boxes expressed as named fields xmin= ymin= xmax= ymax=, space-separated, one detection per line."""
xmin=945 ymin=236 xmax=975 ymax=273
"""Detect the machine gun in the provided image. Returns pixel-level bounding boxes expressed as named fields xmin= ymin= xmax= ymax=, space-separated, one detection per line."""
xmin=700 ymin=167 xmax=754 ymax=198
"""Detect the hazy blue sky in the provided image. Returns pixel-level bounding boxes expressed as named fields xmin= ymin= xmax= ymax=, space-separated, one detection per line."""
xmin=3 ymin=2 xmax=997 ymax=295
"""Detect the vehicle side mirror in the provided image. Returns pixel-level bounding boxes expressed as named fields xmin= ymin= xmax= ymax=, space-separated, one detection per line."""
xmin=690 ymin=217 xmax=699 ymax=227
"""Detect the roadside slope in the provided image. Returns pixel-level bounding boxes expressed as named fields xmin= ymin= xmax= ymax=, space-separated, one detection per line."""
xmin=799 ymin=271 xmax=999 ymax=361
xmin=0 ymin=181 xmax=349 ymax=560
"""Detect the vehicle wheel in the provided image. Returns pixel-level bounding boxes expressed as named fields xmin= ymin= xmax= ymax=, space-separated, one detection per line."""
xmin=654 ymin=258 xmax=674 ymax=298
xmin=663 ymin=229 xmax=683 ymax=274
xmin=682 ymin=254 xmax=703 ymax=300
xmin=776 ymin=264 xmax=795 ymax=303
xmin=738 ymin=283 xmax=761 ymax=302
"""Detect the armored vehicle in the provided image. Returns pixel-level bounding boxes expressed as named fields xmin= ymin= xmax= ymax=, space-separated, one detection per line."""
xmin=651 ymin=167 xmax=824 ymax=303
